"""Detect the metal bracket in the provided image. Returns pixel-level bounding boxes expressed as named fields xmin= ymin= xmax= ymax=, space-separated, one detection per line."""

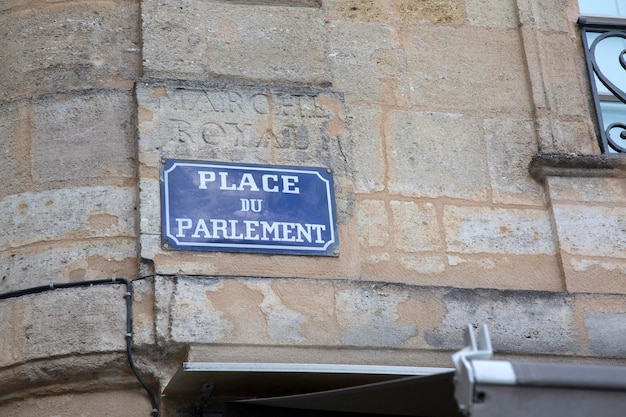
xmin=451 ymin=324 xmax=493 ymax=416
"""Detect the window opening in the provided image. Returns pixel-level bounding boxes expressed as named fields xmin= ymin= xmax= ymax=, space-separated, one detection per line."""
xmin=579 ymin=0 xmax=626 ymax=152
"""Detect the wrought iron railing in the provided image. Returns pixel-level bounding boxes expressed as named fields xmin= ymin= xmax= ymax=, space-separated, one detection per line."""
xmin=579 ymin=16 xmax=626 ymax=153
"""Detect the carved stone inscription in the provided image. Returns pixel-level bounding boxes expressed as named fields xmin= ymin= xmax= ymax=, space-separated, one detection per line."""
xmin=137 ymin=84 xmax=348 ymax=169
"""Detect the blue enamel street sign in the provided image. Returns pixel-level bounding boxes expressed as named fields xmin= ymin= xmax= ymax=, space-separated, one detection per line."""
xmin=161 ymin=160 xmax=339 ymax=256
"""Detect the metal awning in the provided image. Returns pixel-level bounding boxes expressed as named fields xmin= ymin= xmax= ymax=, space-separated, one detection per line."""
xmin=164 ymin=362 xmax=453 ymax=399
xmin=164 ymin=326 xmax=626 ymax=417
xmin=224 ymin=371 xmax=460 ymax=417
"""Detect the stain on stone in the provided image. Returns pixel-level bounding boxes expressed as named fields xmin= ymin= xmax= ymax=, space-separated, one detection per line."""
xmin=87 ymin=213 xmax=119 ymax=231
xmin=337 ymin=286 xmax=418 ymax=347
xmin=336 ymin=0 xmax=387 ymax=21
xmin=397 ymin=0 xmax=465 ymax=25
xmin=206 ymin=280 xmax=268 ymax=342
xmin=585 ymin=313 xmax=626 ymax=357
xmin=316 ymin=94 xmax=345 ymax=139
xmin=69 ymin=268 xmax=87 ymax=281
xmin=426 ymin=288 xmax=578 ymax=354
xmin=86 ymin=255 xmax=136 ymax=277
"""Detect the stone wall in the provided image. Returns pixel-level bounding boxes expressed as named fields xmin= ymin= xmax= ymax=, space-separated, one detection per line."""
xmin=2 ymin=0 xmax=626 ymax=416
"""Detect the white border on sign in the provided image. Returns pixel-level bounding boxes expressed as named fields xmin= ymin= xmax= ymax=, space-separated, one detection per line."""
xmin=162 ymin=162 xmax=337 ymax=252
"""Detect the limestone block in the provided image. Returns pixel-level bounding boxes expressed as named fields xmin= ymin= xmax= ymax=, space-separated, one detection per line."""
xmin=562 ymin=256 xmax=626 ymax=294
xmin=427 ymin=288 xmax=579 ymax=353
xmin=394 ymin=0 xmax=465 ymax=25
xmin=551 ymin=201 xmax=626 ymax=292
xmin=0 ymin=286 xmax=127 ymax=367
xmin=157 ymin=277 xmax=425 ymax=348
xmin=350 ymin=106 xmax=385 ymax=192
xmin=326 ymin=21 xmax=400 ymax=105
xmin=535 ymin=117 xmax=598 ymax=154
xmin=551 ymin=204 xmax=626 ymax=258
xmin=404 ymin=25 xmax=533 ymax=115
xmin=516 ymin=0 xmax=580 ymax=32
xmin=399 ymin=254 xmax=446 ymax=274
xmin=32 ymin=91 xmax=136 ymax=182
xmin=0 ymin=1 xmax=139 ymax=100
xmin=24 ymin=286 xmax=127 ymax=358
xmin=139 ymin=178 xmax=160 ymax=235
xmin=0 ymin=186 xmax=136 ymax=251
xmin=129 ymin=279 xmax=156 ymax=347
xmin=534 ymin=32 xmax=592 ymax=119
xmin=141 ymin=0 xmax=327 ymax=85
xmin=336 ymin=286 xmax=418 ymax=346
xmin=0 ymin=299 xmax=23 ymax=366
xmin=137 ymin=83 xmax=349 ymax=170
xmin=0 ymin=102 xmax=22 ymax=195
xmin=444 ymin=253 xmax=563 ymax=291
xmin=158 ymin=277 xmax=598 ymax=355
xmin=0 ymin=239 xmax=137 ymax=293
xmin=483 ymin=118 xmax=544 ymax=205
xmin=390 ymin=201 xmax=442 ymax=252
xmin=388 ymin=111 xmax=490 ymax=200
xmin=547 ymin=176 xmax=626 ymax=203
xmin=323 ymin=0 xmax=392 ymax=21
xmin=357 ymin=199 xmax=389 ymax=247
xmin=466 ymin=0 xmax=519 ymax=28
xmin=444 ymin=206 xmax=556 ymax=255
xmin=585 ymin=313 xmax=626 ymax=356
xmin=0 ymin=390 xmax=151 ymax=417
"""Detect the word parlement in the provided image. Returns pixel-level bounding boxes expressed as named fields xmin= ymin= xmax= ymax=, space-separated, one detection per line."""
xmin=161 ymin=159 xmax=339 ymax=256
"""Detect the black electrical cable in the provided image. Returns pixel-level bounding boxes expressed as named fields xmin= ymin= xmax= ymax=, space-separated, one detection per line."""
xmin=0 ymin=278 xmax=160 ymax=417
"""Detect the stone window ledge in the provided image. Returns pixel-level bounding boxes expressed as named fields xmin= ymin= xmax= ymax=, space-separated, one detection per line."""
xmin=529 ymin=153 xmax=626 ymax=182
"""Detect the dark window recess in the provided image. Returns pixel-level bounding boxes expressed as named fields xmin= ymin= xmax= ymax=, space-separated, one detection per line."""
xmin=579 ymin=16 xmax=626 ymax=153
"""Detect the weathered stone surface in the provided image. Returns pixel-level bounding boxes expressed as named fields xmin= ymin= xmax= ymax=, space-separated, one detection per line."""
xmin=137 ymin=83 xmax=349 ymax=169
xmin=444 ymin=253 xmax=564 ymax=290
xmin=0 ymin=186 xmax=136 ymax=251
xmin=362 ymin=251 xmax=563 ymax=291
xmin=323 ymin=0 xmax=391 ymax=21
xmin=547 ymin=176 xmax=626 ymax=203
xmin=0 ymin=286 xmax=127 ymax=367
xmin=586 ymin=313 xmax=626 ymax=356
xmin=533 ymin=32 xmax=592 ymax=118
xmin=519 ymin=26 xmax=599 ymax=154
xmin=0 ymin=102 xmax=22 ymax=194
xmin=350 ymin=106 xmax=385 ymax=192
xmin=357 ymin=199 xmax=389 ymax=247
xmin=388 ymin=111 xmax=490 ymax=200
xmin=390 ymin=201 xmax=442 ymax=252
xmin=444 ymin=206 xmax=556 ymax=255
xmin=33 ymin=91 xmax=136 ymax=182
xmin=0 ymin=1 xmax=140 ymax=101
xmin=326 ymin=21 xmax=400 ymax=105
xmin=551 ymin=204 xmax=626 ymax=258
xmin=336 ymin=286 xmax=418 ymax=346
xmin=516 ymin=0 xmax=580 ymax=32
xmin=141 ymin=0 xmax=328 ymax=85
xmin=466 ymin=0 xmax=519 ymax=28
xmin=157 ymin=277 xmax=423 ymax=348
xmin=0 ymin=239 xmax=137 ymax=293
xmin=427 ymin=289 xmax=579 ymax=353
xmin=483 ymin=117 xmax=544 ymax=205
xmin=530 ymin=153 xmax=626 ymax=181
xmin=398 ymin=254 xmax=446 ymax=274
xmin=395 ymin=0 xmax=465 ymax=25
xmin=0 ymin=390 xmax=151 ymax=417
xmin=562 ymin=256 xmax=626 ymax=294
xmin=404 ymin=25 xmax=533 ymax=115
